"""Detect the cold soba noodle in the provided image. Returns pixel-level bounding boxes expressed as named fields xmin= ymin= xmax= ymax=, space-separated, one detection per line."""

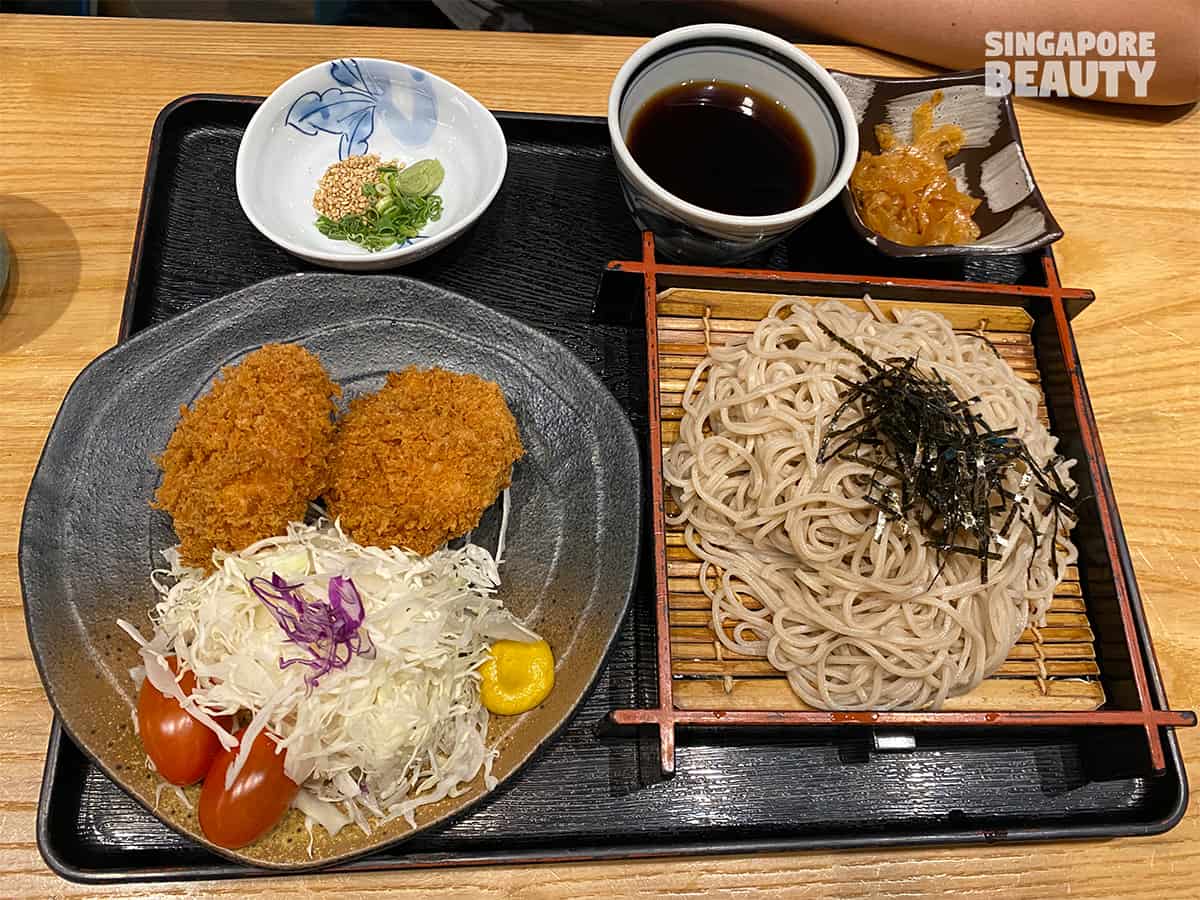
xmin=663 ymin=300 xmax=1077 ymax=710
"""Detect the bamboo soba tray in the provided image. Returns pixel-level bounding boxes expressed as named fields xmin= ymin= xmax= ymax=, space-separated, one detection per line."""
xmin=657 ymin=291 xmax=1103 ymax=714
xmin=605 ymin=234 xmax=1195 ymax=776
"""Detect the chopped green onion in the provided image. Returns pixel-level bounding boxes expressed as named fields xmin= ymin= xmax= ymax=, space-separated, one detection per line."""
xmin=314 ymin=159 xmax=445 ymax=253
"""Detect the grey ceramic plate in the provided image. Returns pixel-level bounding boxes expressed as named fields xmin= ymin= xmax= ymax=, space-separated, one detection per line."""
xmin=20 ymin=273 xmax=641 ymax=871
xmin=831 ymin=68 xmax=1063 ymax=258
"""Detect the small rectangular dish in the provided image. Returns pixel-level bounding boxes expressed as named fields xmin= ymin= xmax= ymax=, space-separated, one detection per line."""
xmin=831 ymin=68 xmax=1063 ymax=258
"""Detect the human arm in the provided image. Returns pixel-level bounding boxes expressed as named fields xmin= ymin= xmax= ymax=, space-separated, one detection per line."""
xmin=720 ymin=0 xmax=1200 ymax=105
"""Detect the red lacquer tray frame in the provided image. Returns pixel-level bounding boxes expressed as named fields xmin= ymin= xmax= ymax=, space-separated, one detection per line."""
xmin=605 ymin=232 xmax=1196 ymax=776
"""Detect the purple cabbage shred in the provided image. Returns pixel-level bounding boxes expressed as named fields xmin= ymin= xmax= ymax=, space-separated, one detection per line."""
xmin=248 ymin=573 xmax=376 ymax=688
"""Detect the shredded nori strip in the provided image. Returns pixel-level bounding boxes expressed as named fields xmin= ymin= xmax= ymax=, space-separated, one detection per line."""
xmin=816 ymin=322 xmax=1075 ymax=584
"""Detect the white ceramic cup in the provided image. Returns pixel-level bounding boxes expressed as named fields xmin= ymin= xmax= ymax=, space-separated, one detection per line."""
xmin=608 ymin=24 xmax=858 ymax=264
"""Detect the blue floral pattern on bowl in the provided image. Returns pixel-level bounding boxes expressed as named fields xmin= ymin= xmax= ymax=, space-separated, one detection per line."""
xmin=286 ymin=58 xmax=438 ymax=159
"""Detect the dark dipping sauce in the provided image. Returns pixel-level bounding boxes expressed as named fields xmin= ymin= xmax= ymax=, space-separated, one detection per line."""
xmin=626 ymin=80 xmax=815 ymax=217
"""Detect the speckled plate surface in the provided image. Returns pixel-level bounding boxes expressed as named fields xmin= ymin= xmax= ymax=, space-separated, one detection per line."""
xmin=831 ymin=68 xmax=1063 ymax=258
xmin=20 ymin=273 xmax=641 ymax=871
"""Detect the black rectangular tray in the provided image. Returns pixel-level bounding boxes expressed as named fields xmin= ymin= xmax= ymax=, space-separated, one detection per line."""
xmin=37 ymin=95 xmax=1188 ymax=884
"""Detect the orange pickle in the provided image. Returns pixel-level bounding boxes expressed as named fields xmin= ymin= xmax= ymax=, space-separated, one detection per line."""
xmin=849 ymin=90 xmax=981 ymax=247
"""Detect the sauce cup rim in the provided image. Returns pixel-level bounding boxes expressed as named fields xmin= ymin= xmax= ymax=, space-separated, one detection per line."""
xmin=607 ymin=24 xmax=859 ymax=231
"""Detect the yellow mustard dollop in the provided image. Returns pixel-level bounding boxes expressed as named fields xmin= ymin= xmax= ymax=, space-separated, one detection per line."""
xmin=480 ymin=639 xmax=555 ymax=715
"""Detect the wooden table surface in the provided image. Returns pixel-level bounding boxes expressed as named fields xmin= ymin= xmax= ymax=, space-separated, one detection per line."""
xmin=1 ymin=13 xmax=1197 ymax=898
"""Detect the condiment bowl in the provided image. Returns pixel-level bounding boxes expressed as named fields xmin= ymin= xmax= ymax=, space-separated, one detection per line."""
xmin=237 ymin=58 xmax=507 ymax=270
xmin=832 ymin=68 xmax=1063 ymax=257
xmin=608 ymin=24 xmax=858 ymax=264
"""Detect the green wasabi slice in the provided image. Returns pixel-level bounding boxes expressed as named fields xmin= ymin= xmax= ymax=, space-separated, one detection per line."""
xmin=391 ymin=159 xmax=445 ymax=197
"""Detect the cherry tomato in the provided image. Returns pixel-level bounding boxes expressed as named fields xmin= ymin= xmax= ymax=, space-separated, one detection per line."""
xmin=137 ymin=656 xmax=231 ymax=786
xmin=199 ymin=729 xmax=299 ymax=849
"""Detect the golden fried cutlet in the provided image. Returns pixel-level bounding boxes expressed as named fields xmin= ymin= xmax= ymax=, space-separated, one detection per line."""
xmin=327 ymin=367 xmax=524 ymax=555
xmin=153 ymin=343 xmax=340 ymax=568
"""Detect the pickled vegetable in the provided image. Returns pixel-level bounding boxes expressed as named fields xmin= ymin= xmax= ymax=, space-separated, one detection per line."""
xmin=849 ymin=91 xmax=982 ymax=247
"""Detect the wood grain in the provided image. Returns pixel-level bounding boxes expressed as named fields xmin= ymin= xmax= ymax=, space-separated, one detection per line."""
xmin=0 ymin=13 xmax=1197 ymax=898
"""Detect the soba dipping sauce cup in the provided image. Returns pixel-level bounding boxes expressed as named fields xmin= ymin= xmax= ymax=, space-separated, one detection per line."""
xmin=608 ymin=24 xmax=859 ymax=264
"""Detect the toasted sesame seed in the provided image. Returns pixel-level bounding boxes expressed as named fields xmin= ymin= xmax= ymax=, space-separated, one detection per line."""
xmin=313 ymin=154 xmax=401 ymax=221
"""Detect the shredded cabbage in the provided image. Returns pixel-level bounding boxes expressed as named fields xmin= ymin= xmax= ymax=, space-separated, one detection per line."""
xmin=119 ymin=509 xmax=537 ymax=841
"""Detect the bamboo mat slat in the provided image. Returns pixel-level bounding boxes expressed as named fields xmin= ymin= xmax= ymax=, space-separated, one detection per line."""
xmin=671 ymin=639 xmax=1097 ymax=663
xmin=667 ymin=591 xmax=1086 ymax=612
xmin=666 ymin=608 xmax=1090 ymax=629
xmin=671 ymin=658 xmax=1102 ymax=678
xmin=662 ymin=414 xmax=1052 ymax=442
xmin=656 ymin=289 xmax=1036 ymax=332
xmin=654 ymin=292 xmax=1105 ymax=713
xmin=671 ymin=676 xmax=1107 ymax=712
xmin=667 ymin=622 xmax=1095 ymax=646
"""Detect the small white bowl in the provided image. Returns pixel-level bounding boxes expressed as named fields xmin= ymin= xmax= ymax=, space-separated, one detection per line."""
xmin=237 ymin=58 xmax=507 ymax=270
xmin=608 ymin=24 xmax=858 ymax=264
